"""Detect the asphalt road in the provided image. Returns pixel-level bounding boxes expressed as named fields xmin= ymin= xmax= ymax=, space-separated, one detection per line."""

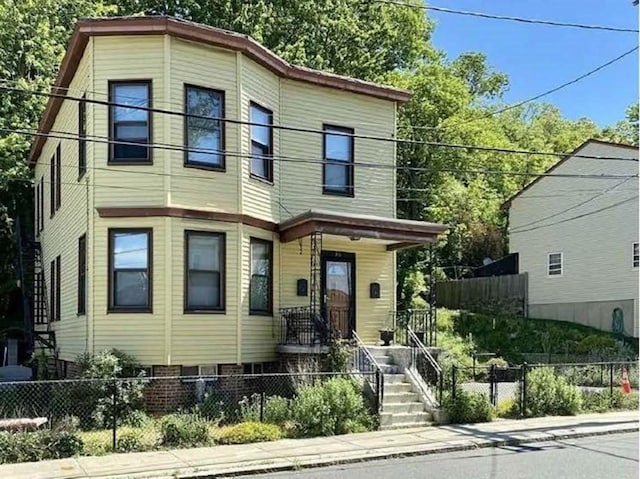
xmin=238 ymin=432 xmax=639 ymax=479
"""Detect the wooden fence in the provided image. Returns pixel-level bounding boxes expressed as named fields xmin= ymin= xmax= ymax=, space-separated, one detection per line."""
xmin=435 ymin=273 xmax=528 ymax=316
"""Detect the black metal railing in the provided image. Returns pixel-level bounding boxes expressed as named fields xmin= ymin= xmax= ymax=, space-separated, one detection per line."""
xmin=352 ymin=331 xmax=384 ymax=412
xmin=278 ymin=306 xmax=352 ymax=346
xmin=390 ymin=309 xmax=436 ymax=347
xmin=408 ymin=327 xmax=443 ymax=405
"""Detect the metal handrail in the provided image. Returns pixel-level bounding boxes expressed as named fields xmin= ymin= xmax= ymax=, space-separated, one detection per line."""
xmin=408 ymin=327 xmax=443 ymax=405
xmin=352 ymin=331 xmax=384 ymax=412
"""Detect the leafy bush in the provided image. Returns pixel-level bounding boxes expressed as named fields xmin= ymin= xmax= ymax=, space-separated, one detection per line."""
xmin=264 ymin=396 xmax=291 ymax=425
xmin=116 ymin=430 xmax=147 ymax=452
xmin=58 ymin=350 xmax=147 ymax=430
xmin=215 ymin=421 xmax=283 ymax=445
xmin=0 ymin=429 xmax=84 ymax=464
xmin=582 ymin=390 xmax=640 ymax=413
xmin=496 ymin=398 xmax=519 ymax=418
xmin=239 ymin=393 xmax=262 ymax=422
xmin=485 ymin=357 xmax=509 ymax=368
xmin=321 ymin=336 xmax=352 ymax=372
xmin=291 ymin=377 xmax=373 ymax=437
xmin=443 ymin=389 xmax=495 ymax=424
xmin=159 ymin=414 xmax=210 ymax=448
xmin=121 ymin=410 xmax=150 ymax=428
xmin=523 ymin=367 xmax=582 ymax=417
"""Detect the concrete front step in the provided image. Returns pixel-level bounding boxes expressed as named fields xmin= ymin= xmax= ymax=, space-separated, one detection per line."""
xmin=373 ymin=355 xmax=393 ymax=365
xmin=382 ymin=402 xmax=426 ymax=414
xmin=383 ymin=373 xmax=407 ymax=384
xmin=383 ymin=391 xmax=420 ymax=404
xmin=384 ymin=382 xmax=414 ymax=394
xmin=379 ymin=364 xmax=401 ymax=374
xmin=380 ymin=411 xmax=432 ymax=427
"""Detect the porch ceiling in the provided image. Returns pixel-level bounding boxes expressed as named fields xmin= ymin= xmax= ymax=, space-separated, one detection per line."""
xmin=278 ymin=210 xmax=448 ymax=251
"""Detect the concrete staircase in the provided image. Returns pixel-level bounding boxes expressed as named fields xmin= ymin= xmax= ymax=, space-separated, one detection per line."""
xmin=369 ymin=347 xmax=433 ymax=430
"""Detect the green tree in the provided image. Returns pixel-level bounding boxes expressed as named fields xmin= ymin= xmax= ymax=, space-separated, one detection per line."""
xmin=602 ymin=103 xmax=639 ymax=146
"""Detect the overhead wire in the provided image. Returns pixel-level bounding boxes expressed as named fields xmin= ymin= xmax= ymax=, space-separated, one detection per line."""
xmin=1 ymin=83 xmax=639 ymax=162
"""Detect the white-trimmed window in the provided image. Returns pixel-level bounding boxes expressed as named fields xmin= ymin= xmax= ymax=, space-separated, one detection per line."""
xmin=633 ymin=243 xmax=639 ymax=268
xmin=548 ymin=252 xmax=563 ymax=276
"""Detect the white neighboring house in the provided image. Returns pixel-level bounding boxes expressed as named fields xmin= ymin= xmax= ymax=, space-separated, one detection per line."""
xmin=505 ymin=139 xmax=639 ymax=338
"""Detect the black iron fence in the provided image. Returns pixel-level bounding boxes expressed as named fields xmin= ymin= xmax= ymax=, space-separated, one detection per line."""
xmin=0 ymin=371 xmax=377 ymax=455
xmin=449 ymin=360 xmax=638 ymax=416
xmin=279 ymin=306 xmax=352 ymax=346
xmin=390 ymin=309 xmax=436 ymax=347
xmin=408 ymin=328 xmax=443 ymax=405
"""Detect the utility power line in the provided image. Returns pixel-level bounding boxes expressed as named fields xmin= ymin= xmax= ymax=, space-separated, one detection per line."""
xmin=407 ymin=46 xmax=639 ymax=132
xmin=4 ymin=126 xmax=638 ymax=180
xmin=373 ymin=0 xmax=639 ymax=33
xmin=1 ymin=83 xmax=639 ymax=162
xmin=509 ymin=195 xmax=638 ymax=234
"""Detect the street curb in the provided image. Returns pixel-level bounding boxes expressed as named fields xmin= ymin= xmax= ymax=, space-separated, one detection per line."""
xmin=166 ymin=424 xmax=639 ymax=479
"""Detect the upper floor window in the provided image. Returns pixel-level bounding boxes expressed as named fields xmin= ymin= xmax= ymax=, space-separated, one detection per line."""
xmin=55 ymin=144 xmax=61 ymax=211
xmin=633 ymin=243 xmax=639 ymax=268
xmin=109 ymin=81 xmax=151 ymax=163
xmin=548 ymin=252 xmax=562 ymax=276
xmin=109 ymin=229 xmax=152 ymax=311
xmin=185 ymin=231 xmax=225 ymax=312
xmin=250 ymin=238 xmax=273 ymax=315
xmin=249 ymin=102 xmax=273 ymax=182
xmin=78 ymin=234 xmax=87 ymax=315
xmin=78 ymin=94 xmax=87 ymax=178
xmin=49 ymin=152 xmax=55 ymax=217
xmin=185 ymin=85 xmax=224 ymax=169
xmin=323 ymin=125 xmax=354 ymax=196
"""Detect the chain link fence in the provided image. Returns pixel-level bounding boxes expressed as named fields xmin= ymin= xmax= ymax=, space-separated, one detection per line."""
xmin=0 ymin=371 xmax=378 ymax=456
xmin=448 ymin=360 xmax=639 ymax=417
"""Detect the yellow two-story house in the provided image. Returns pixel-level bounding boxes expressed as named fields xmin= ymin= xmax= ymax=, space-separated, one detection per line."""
xmin=30 ymin=16 xmax=446 ymax=378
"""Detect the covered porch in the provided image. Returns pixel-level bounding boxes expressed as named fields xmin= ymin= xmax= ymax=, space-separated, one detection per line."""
xmin=275 ymin=210 xmax=447 ymax=350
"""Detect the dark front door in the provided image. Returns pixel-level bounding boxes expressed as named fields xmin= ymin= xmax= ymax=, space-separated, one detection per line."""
xmin=321 ymin=251 xmax=355 ymax=339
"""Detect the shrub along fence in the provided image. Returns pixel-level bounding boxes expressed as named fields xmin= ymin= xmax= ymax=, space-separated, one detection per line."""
xmin=448 ymin=360 xmax=639 ymax=419
xmin=0 ymin=371 xmax=378 ymax=463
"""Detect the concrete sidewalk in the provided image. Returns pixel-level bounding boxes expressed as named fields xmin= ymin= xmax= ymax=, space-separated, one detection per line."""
xmin=1 ymin=411 xmax=637 ymax=479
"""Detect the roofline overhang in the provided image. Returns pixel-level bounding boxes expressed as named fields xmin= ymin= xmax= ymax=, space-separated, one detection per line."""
xmin=29 ymin=16 xmax=412 ymax=165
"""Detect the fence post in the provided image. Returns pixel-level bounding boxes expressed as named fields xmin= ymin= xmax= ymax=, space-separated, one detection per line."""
xmin=489 ymin=364 xmax=496 ymax=405
xmin=451 ymin=365 xmax=457 ymax=400
xmin=521 ymin=363 xmax=528 ymax=417
xmin=111 ymin=379 xmax=118 ymax=451
xmin=609 ymin=363 xmax=614 ymax=396
xmin=260 ymin=391 xmax=265 ymax=422
xmin=375 ymin=369 xmax=382 ymax=413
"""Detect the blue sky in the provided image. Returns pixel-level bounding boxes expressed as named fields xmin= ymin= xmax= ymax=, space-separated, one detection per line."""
xmin=427 ymin=0 xmax=638 ymax=127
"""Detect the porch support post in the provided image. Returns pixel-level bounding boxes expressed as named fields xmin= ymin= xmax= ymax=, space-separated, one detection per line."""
xmin=309 ymin=232 xmax=323 ymax=319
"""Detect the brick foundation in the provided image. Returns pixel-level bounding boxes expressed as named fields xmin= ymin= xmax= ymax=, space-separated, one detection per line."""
xmin=143 ymin=365 xmax=193 ymax=413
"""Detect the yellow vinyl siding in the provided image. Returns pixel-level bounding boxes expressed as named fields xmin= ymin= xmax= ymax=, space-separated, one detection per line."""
xmin=240 ymin=226 xmax=280 ymax=362
xmin=170 ymin=218 xmax=239 ymax=365
xmin=91 ymin=217 xmax=165 ymax=365
xmin=241 ymin=59 xmax=280 ymax=221
xmin=169 ymin=39 xmax=240 ymax=213
xmin=35 ymin=44 xmax=93 ymax=361
xmin=92 ymin=36 xmax=165 ymax=207
xmin=279 ymin=80 xmax=396 ymax=219
xmin=279 ymin=236 xmax=395 ymax=344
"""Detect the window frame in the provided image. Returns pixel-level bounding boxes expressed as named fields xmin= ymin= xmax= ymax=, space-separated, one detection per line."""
xmin=108 ymin=80 xmax=153 ymax=164
xmin=78 ymin=94 xmax=87 ymax=178
xmin=34 ymin=181 xmax=40 ymax=237
xmin=49 ymin=152 xmax=55 ymax=218
xmin=248 ymin=101 xmax=274 ymax=183
xmin=249 ymin=237 xmax=273 ymax=316
xmin=547 ymin=252 xmax=563 ymax=277
xmin=50 ymin=258 xmax=56 ymax=322
xmin=55 ymin=143 xmax=61 ymax=211
xmin=322 ymin=124 xmax=355 ymax=197
xmin=183 ymin=84 xmax=226 ymax=171
xmin=184 ymin=230 xmax=226 ymax=313
xmin=78 ymin=234 xmax=87 ymax=315
xmin=38 ymin=178 xmax=44 ymax=233
xmin=108 ymin=228 xmax=153 ymax=313
xmin=633 ymin=242 xmax=639 ymax=269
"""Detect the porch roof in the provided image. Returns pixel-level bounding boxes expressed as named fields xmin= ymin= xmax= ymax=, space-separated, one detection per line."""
xmin=278 ymin=210 xmax=448 ymax=251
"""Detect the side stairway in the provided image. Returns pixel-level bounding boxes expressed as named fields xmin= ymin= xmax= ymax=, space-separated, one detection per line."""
xmin=369 ymin=347 xmax=433 ymax=430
